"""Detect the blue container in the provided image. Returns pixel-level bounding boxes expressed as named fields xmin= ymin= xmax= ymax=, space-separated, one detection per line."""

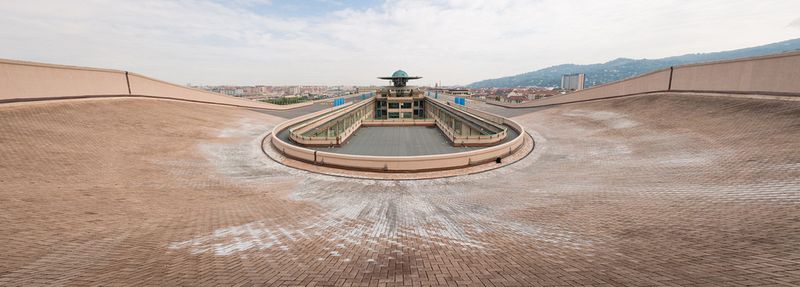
xmin=333 ymin=98 xmax=345 ymax=107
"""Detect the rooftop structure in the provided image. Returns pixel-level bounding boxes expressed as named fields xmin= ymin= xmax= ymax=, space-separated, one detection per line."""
xmin=275 ymin=70 xmax=523 ymax=170
xmin=1 ymin=52 xmax=799 ymax=286
xmin=378 ymin=69 xmax=422 ymax=87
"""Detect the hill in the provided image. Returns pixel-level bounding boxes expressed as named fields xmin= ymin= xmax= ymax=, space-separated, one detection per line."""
xmin=468 ymin=38 xmax=800 ymax=88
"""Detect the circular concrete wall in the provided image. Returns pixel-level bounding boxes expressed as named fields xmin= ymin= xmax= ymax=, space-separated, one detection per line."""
xmin=269 ymin=107 xmax=527 ymax=172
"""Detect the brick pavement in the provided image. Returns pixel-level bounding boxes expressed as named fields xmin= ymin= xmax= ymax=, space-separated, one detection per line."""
xmin=0 ymin=94 xmax=798 ymax=286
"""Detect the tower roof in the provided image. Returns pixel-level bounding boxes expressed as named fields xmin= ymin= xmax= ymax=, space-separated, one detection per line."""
xmin=391 ymin=70 xmax=409 ymax=78
xmin=378 ymin=69 xmax=422 ymax=87
xmin=378 ymin=69 xmax=421 ymax=80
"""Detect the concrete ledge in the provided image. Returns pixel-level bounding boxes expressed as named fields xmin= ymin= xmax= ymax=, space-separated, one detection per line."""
xmin=485 ymin=50 xmax=800 ymax=108
xmin=270 ymin=108 xmax=527 ymax=173
xmin=263 ymin=129 xmax=535 ymax=180
xmin=290 ymin=97 xmax=509 ymax=148
xmin=425 ymin=98 xmax=508 ymax=146
xmin=362 ymin=119 xmax=436 ymax=126
xmin=0 ymin=58 xmax=313 ymax=110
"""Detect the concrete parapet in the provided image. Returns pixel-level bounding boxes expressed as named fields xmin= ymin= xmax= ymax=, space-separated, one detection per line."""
xmin=487 ymin=51 xmax=800 ymax=108
xmin=425 ymin=97 xmax=508 ymax=146
xmin=126 ymin=73 xmax=305 ymax=109
xmin=0 ymin=58 xmax=310 ymax=110
xmin=0 ymin=59 xmax=130 ymax=101
xmin=498 ymin=69 xmax=671 ymax=108
xmin=270 ymin=109 xmax=526 ymax=172
xmin=671 ymin=52 xmax=800 ymax=94
xmin=361 ymin=119 xmax=435 ymax=126
xmin=289 ymin=101 xmax=368 ymax=146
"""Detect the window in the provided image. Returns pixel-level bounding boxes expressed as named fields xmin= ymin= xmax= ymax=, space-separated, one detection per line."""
xmin=388 ymin=102 xmax=399 ymax=109
xmin=401 ymin=102 xmax=411 ymax=109
xmin=402 ymin=112 xmax=412 ymax=118
xmin=388 ymin=112 xmax=400 ymax=119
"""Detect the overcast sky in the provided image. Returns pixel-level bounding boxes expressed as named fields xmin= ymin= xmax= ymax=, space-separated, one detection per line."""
xmin=1 ymin=0 xmax=799 ymax=86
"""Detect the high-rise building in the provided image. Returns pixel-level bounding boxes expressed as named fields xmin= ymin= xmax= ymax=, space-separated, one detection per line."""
xmin=561 ymin=73 xmax=585 ymax=91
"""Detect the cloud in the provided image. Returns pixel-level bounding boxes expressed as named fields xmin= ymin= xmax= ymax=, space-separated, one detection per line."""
xmin=791 ymin=17 xmax=800 ymax=29
xmin=0 ymin=0 xmax=798 ymax=85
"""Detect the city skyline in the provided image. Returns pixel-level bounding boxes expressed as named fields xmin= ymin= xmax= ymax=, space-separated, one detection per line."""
xmin=1 ymin=0 xmax=798 ymax=86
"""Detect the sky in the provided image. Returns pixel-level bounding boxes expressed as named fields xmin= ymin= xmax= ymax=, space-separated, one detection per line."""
xmin=1 ymin=0 xmax=799 ymax=86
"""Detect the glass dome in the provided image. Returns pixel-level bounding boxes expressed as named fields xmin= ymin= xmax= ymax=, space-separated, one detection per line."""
xmin=391 ymin=70 xmax=409 ymax=78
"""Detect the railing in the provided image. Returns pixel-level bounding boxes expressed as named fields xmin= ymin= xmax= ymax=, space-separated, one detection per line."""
xmin=361 ymin=119 xmax=436 ymax=126
xmin=291 ymin=101 xmax=360 ymax=132
xmin=288 ymin=95 xmax=510 ymax=147
xmin=289 ymin=98 xmax=374 ymax=146
xmin=425 ymin=98 xmax=508 ymax=146
xmin=426 ymin=96 xmax=506 ymax=131
xmin=269 ymin=108 xmax=527 ymax=172
xmin=433 ymin=116 xmax=507 ymax=146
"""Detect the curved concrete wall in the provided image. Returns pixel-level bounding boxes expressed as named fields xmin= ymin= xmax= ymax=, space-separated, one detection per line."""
xmin=361 ymin=119 xmax=435 ymax=126
xmin=0 ymin=59 xmax=130 ymax=101
xmin=537 ymin=69 xmax=671 ymax=106
xmin=271 ymin=108 xmax=336 ymax=163
xmin=671 ymin=52 xmax=800 ymax=94
xmin=451 ymin=102 xmax=514 ymax=126
xmin=270 ymin=108 xmax=526 ymax=172
xmin=0 ymin=58 xmax=309 ymax=110
xmin=489 ymin=51 xmax=800 ymax=108
xmin=126 ymin=73 xmax=294 ymax=109
xmin=499 ymin=69 xmax=671 ymax=108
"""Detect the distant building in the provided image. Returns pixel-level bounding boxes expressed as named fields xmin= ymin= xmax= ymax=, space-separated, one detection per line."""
xmin=429 ymin=87 xmax=470 ymax=95
xmin=561 ymin=73 xmax=585 ymax=91
xmin=357 ymin=86 xmax=380 ymax=93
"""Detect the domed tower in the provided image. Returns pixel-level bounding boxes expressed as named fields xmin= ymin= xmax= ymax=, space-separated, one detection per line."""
xmin=375 ymin=70 xmax=425 ymax=120
xmin=379 ymin=70 xmax=421 ymax=88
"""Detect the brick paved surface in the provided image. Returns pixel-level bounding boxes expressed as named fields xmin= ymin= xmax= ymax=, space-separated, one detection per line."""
xmin=1 ymin=94 xmax=799 ymax=286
